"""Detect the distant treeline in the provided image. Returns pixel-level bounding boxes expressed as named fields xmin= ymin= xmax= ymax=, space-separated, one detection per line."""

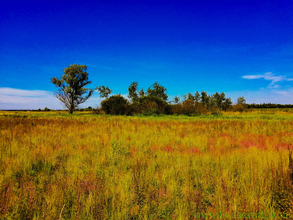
xmin=246 ymin=103 xmax=293 ymax=108
xmin=49 ymin=64 xmax=293 ymax=115
xmin=94 ymin=82 xmax=248 ymax=116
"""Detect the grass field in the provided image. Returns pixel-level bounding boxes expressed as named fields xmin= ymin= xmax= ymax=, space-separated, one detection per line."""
xmin=0 ymin=110 xmax=293 ymax=219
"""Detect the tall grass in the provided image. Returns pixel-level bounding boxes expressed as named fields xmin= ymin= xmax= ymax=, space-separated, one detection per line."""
xmin=0 ymin=111 xmax=293 ymax=219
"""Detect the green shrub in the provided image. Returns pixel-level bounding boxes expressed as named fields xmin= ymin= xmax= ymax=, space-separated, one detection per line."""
xmin=127 ymin=102 xmax=141 ymax=115
xmin=92 ymin=108 xmax=105 ymax=114
xmin=232 ymin=104 xmax=246 ymax=113
xmin=181 ymin=100 xmax=208 ymax=115
xmin=210 ymin=106 xmax=222 ymax=116
xmin=138 ymin=96 xmax=169 ymax=115
xmin=101 ymin=95 xmax=129 ymax=115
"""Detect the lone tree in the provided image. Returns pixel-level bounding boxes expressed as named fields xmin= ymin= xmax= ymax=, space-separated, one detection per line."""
xmin=51 ymin=64 xmax=94 ymax=114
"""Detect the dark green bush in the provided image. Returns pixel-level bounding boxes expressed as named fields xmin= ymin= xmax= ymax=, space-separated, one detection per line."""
xmin=181 ymin=100 xmax=208 ymax=115
xmin=138 ymin=96 xmax=169 ymax=115
xmin=101 ymin=95 xmax=129 ymax=115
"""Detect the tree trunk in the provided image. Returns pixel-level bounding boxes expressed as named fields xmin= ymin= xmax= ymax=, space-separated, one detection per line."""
xmin=69 ymin=94 xmax=74 ymax=114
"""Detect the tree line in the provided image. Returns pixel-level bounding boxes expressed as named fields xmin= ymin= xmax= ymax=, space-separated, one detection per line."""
xmin=246 ymin=103 xmax=293 ymax=109
xmin=51 ymin=64 xmax=248 ymax=115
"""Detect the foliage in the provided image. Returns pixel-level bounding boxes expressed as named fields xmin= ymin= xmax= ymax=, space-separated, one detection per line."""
xmin=138 ymin=96 xmax=170 ymax=115
xmin=246 ymin=103 xmax=293 ymax=108
xmin=223 ymin=97 xmax=232 ymax=110
xmin=200 ymin=91 xmax=210 ymax=106
xmin=194 ymin=91 xmax=200 ymax=103
xmin=233 ymin=97 xmax=247 ymax=112
xmin=43 ymin=107 xmax=51 ymax=111
xmin=170 ymin=103 xmax=183 ymax=115
xmin=101 ymin=95 xmax=129 ymax=115
xmin=173 ymin=96 xmax=180 ymax=104
xmin=187 ymin=92 xmax=194 ymax=101
xmin=178 ymin=91 xmax=232 ymax=115
xmin=96 ymin=85 xmax=112 ymax=98
xmin=146 ymin=82 xmax=168 ymax=101
xmin=138 ymin=88 xmax=145 ymax=98
xmin=92 ymin=107 xmax=105 ymax=114
xmin=181 ymin=100 xmax=208 ymax=115
xmin=237 ymin=96 xmax=246 ymax=105
xmin=77 ymin=106 xmax=93 ymax=111
xmin=233 ymin=104 xmax=246 ymax=113
xmin=51 ymin=64 xmax=94 ymax=114
xmin=212 ymin=92 xmax=225 ymax=109
xmin=128 ymin=82 xmax=139 ymax=102
xmin=93 ymin=80 xmax=242 ymax=115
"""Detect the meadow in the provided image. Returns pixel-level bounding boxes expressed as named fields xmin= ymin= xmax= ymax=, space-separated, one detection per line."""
xmin=0 ymin=110 xmax=293 ymax=219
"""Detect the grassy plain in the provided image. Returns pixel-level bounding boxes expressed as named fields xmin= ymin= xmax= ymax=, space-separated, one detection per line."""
xmin=0 ymin=110 xmax=293 ymax=219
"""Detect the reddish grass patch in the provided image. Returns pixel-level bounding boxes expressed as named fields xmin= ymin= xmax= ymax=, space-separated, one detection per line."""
xmin=164 ymin=146 xmax=175 ymax=152
xmin=220 ymin=133 xmax=230 ymax=138
xmin=187 ymin=147 xmax=200 ymax=154
xmin=240 ymin=140 xmax=267 ymax=150
xmin=275 ymin=142 xmax=293 ymax=151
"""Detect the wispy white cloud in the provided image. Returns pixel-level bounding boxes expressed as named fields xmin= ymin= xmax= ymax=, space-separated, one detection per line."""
xmin=226 ymin=88 xmax=293 ymax=104
xmin=0 ymin=87 xmax=129 ymax=110
xmin=242 ymin=72 xmax=293 ymax=88
xmin=0 ymin=87 xmax=51 ymax=97
xmin=0 ymin=87 xmax=62 ymax=110
xmin=0 ymin=87 xmax=103 ymax=110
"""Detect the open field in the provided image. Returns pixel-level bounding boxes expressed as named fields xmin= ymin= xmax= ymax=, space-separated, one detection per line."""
xmin=1 ymin=110 xmax=293 ymax=219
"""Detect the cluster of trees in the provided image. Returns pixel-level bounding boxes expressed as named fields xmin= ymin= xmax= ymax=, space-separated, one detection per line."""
xmin=98 ymin=84 xmax=248 ymax=115
xmin=94 ymin=82 xmax=170 ymax=115
xmin=51 ymin=64 xmax=247 ymax=115
xmin=35 ymin=107 xmax=51 ymax=111
xmin=246 ymin=103 xmax=293 ymax=108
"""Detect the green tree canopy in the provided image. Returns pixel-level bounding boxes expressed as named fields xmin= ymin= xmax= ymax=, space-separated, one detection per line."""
xmin=96 ymin=85 xmax=112 ymax=98
xmin=51 ymin=64 xmax=93 ymax=114
xmin=146 ymin=82 xmax=168 ymax=101
xmin=237 ymin=96 xmax=246 ymax=105
xmin=212 ymin=92 xmax=226 ymax=109
xmin=138 ymin=88 xmax=145 ymax=98
xmin=128 ymin=82 xmax=139 ymax=102
xmin=223 ymin=97 xmax=232 ymax=110
xmin=200 ymin=91 xmax=210 ymax=106
xmin=194 ymin=91 xmax=200 ymax=103
xmin=173 ymin=95 xmax=180 ymax=104
xmin=187 ymin=92 xmax=194 ymax=101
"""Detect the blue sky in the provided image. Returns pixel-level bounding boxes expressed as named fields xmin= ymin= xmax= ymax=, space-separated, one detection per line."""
xmin=1 ymin=0 xmax=293 ymax=109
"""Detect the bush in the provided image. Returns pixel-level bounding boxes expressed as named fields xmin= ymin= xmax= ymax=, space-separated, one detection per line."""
xmin=92 ymin=108 xmax=105 ymax=114
xmin=138 ymin=96 xmax=169 ymax=115
xmin=182 ymin=100 xmax=195 ymax=115
xmin=232 ymin=104 xmax=246 ymax=113
xmin=180 ymin=100 xmax=208 ymax=115
xmin=127 ymin=102 xmax=142 ymax=115
xmin=210 ymin=106 xmax=222 ymax=116
xmin=171 ymin=104 xmax=183 ymax=115
xmin=101 ymin=95 xmax=129 ymax=115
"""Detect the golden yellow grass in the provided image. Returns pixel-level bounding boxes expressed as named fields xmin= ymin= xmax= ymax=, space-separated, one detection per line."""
xmin=0 ymin=111 xmax=293 ymax=219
